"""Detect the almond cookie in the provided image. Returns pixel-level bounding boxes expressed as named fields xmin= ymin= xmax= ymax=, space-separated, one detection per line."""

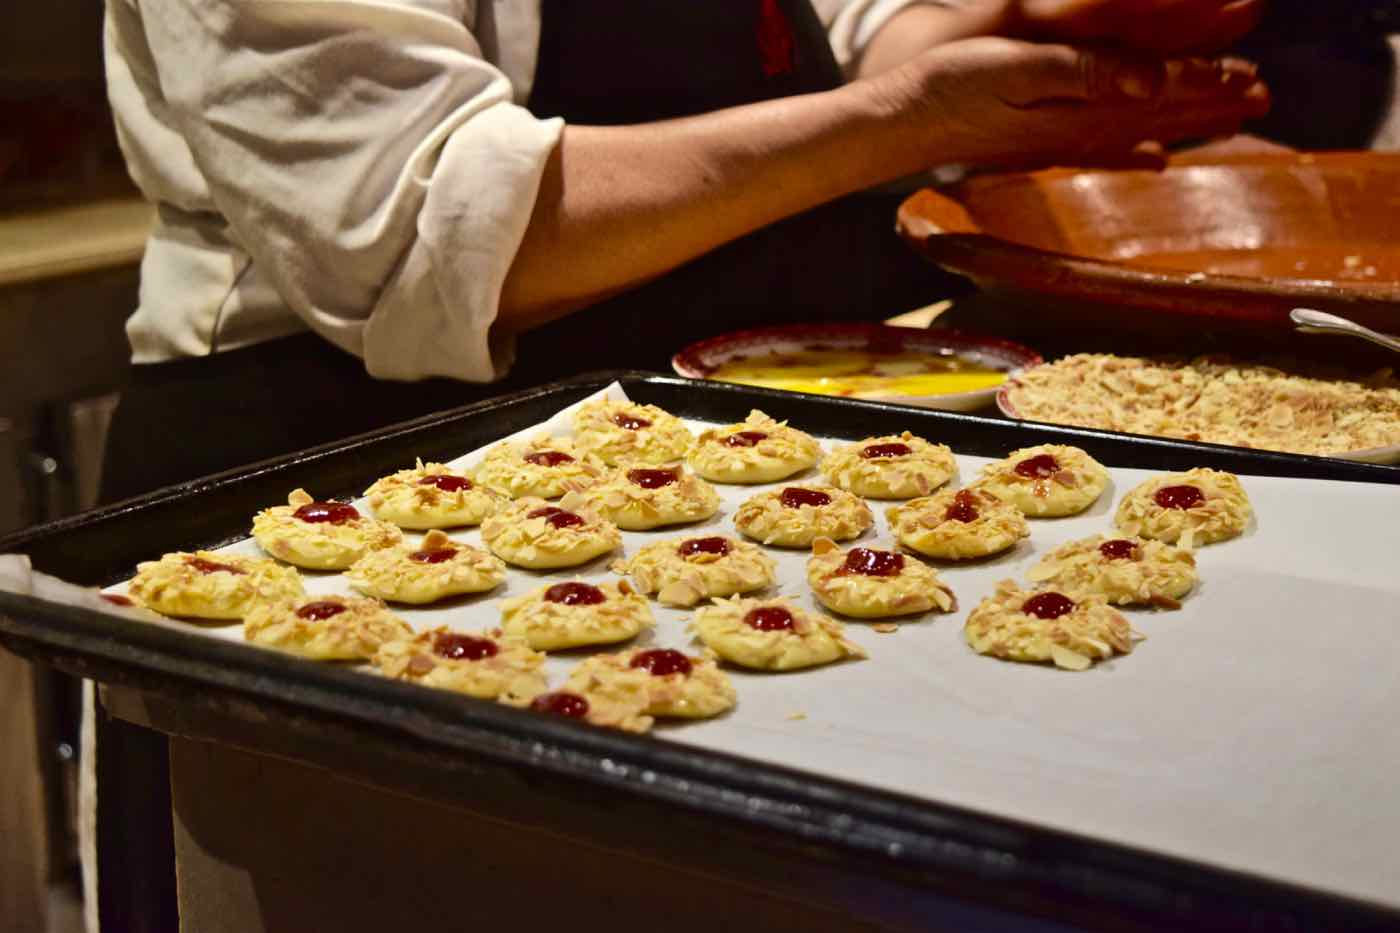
xmin=244 ymin=594 xmax=411 ymax=660
xmin=691 ymin=595 xmax=867 ymax=671
xmin=345 ymin=530 xmax=506 ymax=604
xmin=571 ymin=399 xmax=694 ymax=465
xmin=566 ymin=648 xmax=736 ymax=720
xmin=1028 ymin=535 xmax=1197 ymax=608
xmin=127 ymin=551 xmax=304 ymax=620
xmin=819 ymin=432 xmax=957 ymax=500
xmin=479 ymin=495 xmax=622 ymax=569
xmin=806 ymin=537 xmax=955 ymax=619
xmin=686 ymin=409 xmax=821 ymax=484
xmin=374 ymin=626 xmax=547 ymax=701
xmin=499 ymin=579 xmax=654 ymax=650
xmin=523 ymin=683 xmax=654 ymax=734
xmin=1114 ymin=468 xmax=1252 ymax=547
xmin=733 ymin=484 xmax=873 ymax=548
xmin=976 ymin=444 xmax=1110 ymax=517
xmin=571 ymin=464 xmax=720 ymax=531
xmin=886 ymin=487 xmax=1029 ymax=560
xmin=612 ymin=535 xmax=775 ymax=607
xmin=964 ymin=580 xmax=1142 ymax=671
xmin=470 ymin=435 xmax=606 ymax=500
xmin=251 ymin=489 xmax=402 ymax=570
xmin=363 ymin=460 xmax=501 ymax=529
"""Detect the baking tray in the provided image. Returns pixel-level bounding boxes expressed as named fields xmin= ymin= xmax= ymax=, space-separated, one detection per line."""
xmin=2 ymin=371 xmax=1398 ymax=932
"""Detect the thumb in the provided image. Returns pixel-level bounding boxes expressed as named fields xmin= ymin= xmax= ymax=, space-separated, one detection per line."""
xmin=995 ymin=44 xmax=1167 ymax=106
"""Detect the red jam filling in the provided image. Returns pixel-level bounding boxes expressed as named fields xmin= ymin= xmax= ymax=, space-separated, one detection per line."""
xmin=418 ymin=474 xmax=473 ymax=492
xmin=295 ymin=600 xmax=347 ymax=621
xmin=531 ymin=691 xmax=590 ymax=718
xmin=544 ymin=582 xmax=606 ymax=606
xmin=1098 ymin=539 xmax=1139 ymax=560
xmin=523 ymin=451 xmax=574 ymax=468
xmin=185 ymin=556 xmax=245 ymax=575
xmin=779 ymin=487 xmax=831 ymax=509
xmin=630 ymin=649 xmax=694 ymax=677
xmin=611 ymin=412 xmax=651 ymax=430
xmin=101 ymin=593 xmax=134 ymax=607
xmin=860 ymin=442 xmax=912 ymax=460
xmin=1014 ymin=454 xmax=1061 ymax=479
xmin=840 ymin=548 xmax=904 ymax=577
xmin=723 ymin=431 xmax=768 ymax=448
xmin=527 ymin=506 xmax=585 ymax=530
xmin=679 ymin=536 xmax=731 ymax=558
xmin=1022 ymin=592 xmax=1076 ymax=620
xmin=627 ymin=468 xmax=679 ymax=489
xmin=744 ymin=606 xmax=795 ymax=631
xmin=1154 ymin=484 xmax=1205 ymax=510
xmin=409 ymin=548 xmax=457 ymax=564
xmin=293 ymin=501 xmax=360 ymax=525
xmin=943 ymin=490 xmax=979 ymax=523
xmin=433 ymin=633 xmax=499 ymax=661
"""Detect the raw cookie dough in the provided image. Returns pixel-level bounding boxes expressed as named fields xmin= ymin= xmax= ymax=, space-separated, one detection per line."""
xmin=374 ymin=626 xmax=547 ymax=702
xmin=819 ymin=432 xmax=957 ymax=500
xmin=244 ymin=594 xmax=411 ymax=660
xmin=886 ymin=487 xmax=1029 ymax=560
xmin=566 ymin=648 xmax=736 ymax=719
xmin=572 ymin=399 xmax=694 ymax=465
xmin=806 ymin=537 xmax=955 ymax=619
xmin=470 ymin=435 xmax=606 ymax=500
xmin=733 ymin=484 xmax=873 ymax=548
xmin=251 ymin=489 xmax=402 ymax=570
xmin=691 ymin=595 xmax=866 ymax=671
xmin=976 ymin=444 xmax=1110 ymax=517
xmin=572 ymin=464 xmax=720 ymax=530
xmin=345 ymin=530 xmax=507 ymax=604
xmin=127 ymin=551 xmax=304 ymax=620
xmin=363 ymin=459 xmax=501 ymax=528
xmin=1028 ymin=534 xmax=1197 ymax=608
xmin=687 ymin=409 xmax=821 ymax=484
xmin=612 ymin=534 xmax=775 ymax=607
xmin=479 ymin=495 xmax=622 ymax=569
xmin=1114 ymin=467 xmax=1253 ymax=547
xmin=964 ymin=580 xmax=1142 ymax=671
xmin=498 ymin=578 xmax=654 ymax=650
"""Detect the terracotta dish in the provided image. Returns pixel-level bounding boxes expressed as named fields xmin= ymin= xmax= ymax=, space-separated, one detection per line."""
xmin=896 ymin=152 xmax=1400 ymax=335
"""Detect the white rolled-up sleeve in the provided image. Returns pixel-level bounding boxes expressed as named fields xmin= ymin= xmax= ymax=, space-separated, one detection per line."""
xmin=820 ymin=0 xmax=940 ymax=76
xmin=140 ymin=0 xmax=562 ymax=382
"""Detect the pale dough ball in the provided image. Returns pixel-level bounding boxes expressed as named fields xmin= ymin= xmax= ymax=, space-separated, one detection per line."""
xmin=127 ymin=550 xmax=304 ymax=621
xmin=1114 ymin=467 xmax=1252 ymax=547
xmin=363 ymin=459 xmax=502 ymax=528
xmin=345 ymin=530 xmax=506 ymax=604
xmin=690 ymin=595 xmax=866 ymax=671
xmin=819 ymin=431 xmax=957 ymax=500
xmin=733 ymin=484 xmax=873 ymax=548
xmin=805 ymin=537 xmax=955 ymax=619
xmin=244 ymin=594 xmax=412 ymax=661
xmin=470 ymin=435 xmax=607 ymax=500
xmin=975 ymin=444 xmax=1110 ymax=517
xmin=964 ymin=580 xmax=1142 ymax=671
xmin=374 ymin=626 xmax=547 ymax=702
xmin=479 ymin=495 xmax=622 ymax=569
xmin=612 ymin=535 xmax=775 ymax=607
xmin=1028 ymin=534 xmax=1197 ymax=608
xmin=571 ymin=399 xmax=694 ymax=465
xmin=886 ymin=487 xmax=1028 ymax=560
xmin=498 ymin=578 xmax=655 ymax=650
xmin=572 ymin=464 xmax=720 ymax=530
xmin=687 ymin=409 xmax=821 ymax=483
xmin=251 ymin=488 xmax=402 ymax=570
xmin=566 ymin=648 xmax=736 ymax=720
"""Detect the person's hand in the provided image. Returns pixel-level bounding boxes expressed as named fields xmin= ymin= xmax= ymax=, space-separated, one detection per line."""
xmin=870 ymin=36 xmax=1269 ymax=171
xmin=1011 ymin=0 xmax=1265 ymax=54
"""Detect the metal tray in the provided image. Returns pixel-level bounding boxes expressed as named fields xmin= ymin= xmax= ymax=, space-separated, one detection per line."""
xmin=2 ymin=372 xmax=1397 ymax=932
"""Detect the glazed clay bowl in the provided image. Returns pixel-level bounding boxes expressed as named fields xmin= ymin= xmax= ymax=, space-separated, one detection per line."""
xmin=896 ymin=151 xmax=1400 ymax=335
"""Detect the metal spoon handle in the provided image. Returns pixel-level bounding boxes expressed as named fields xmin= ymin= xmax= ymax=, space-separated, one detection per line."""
xmin=1290 ymin=308 xmax=1400 ymax=355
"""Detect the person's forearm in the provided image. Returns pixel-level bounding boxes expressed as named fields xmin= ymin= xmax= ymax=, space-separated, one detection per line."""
xmin=855 ymin=2 xmax=1015 ymax=78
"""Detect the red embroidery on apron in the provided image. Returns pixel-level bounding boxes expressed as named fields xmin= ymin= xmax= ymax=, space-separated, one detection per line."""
xmin=756 ymin=0 xmax=796 ymax=76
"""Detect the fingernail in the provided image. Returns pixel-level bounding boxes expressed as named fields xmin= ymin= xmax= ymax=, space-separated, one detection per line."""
xmin=1115 ymin=62 xmax=1163 ymax=100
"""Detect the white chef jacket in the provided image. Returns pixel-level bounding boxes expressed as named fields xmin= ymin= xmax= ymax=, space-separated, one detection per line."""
xmin=105 ymin=0 xmax=925 ymax=382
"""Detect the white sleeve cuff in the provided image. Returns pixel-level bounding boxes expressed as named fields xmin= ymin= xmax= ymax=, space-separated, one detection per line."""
xmin=827 ymin=0 xmax=935 ymax=76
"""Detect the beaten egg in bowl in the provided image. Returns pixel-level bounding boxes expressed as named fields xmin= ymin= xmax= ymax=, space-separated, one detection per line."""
xmin=707 ymin=348 xmax=1009 ymax=399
